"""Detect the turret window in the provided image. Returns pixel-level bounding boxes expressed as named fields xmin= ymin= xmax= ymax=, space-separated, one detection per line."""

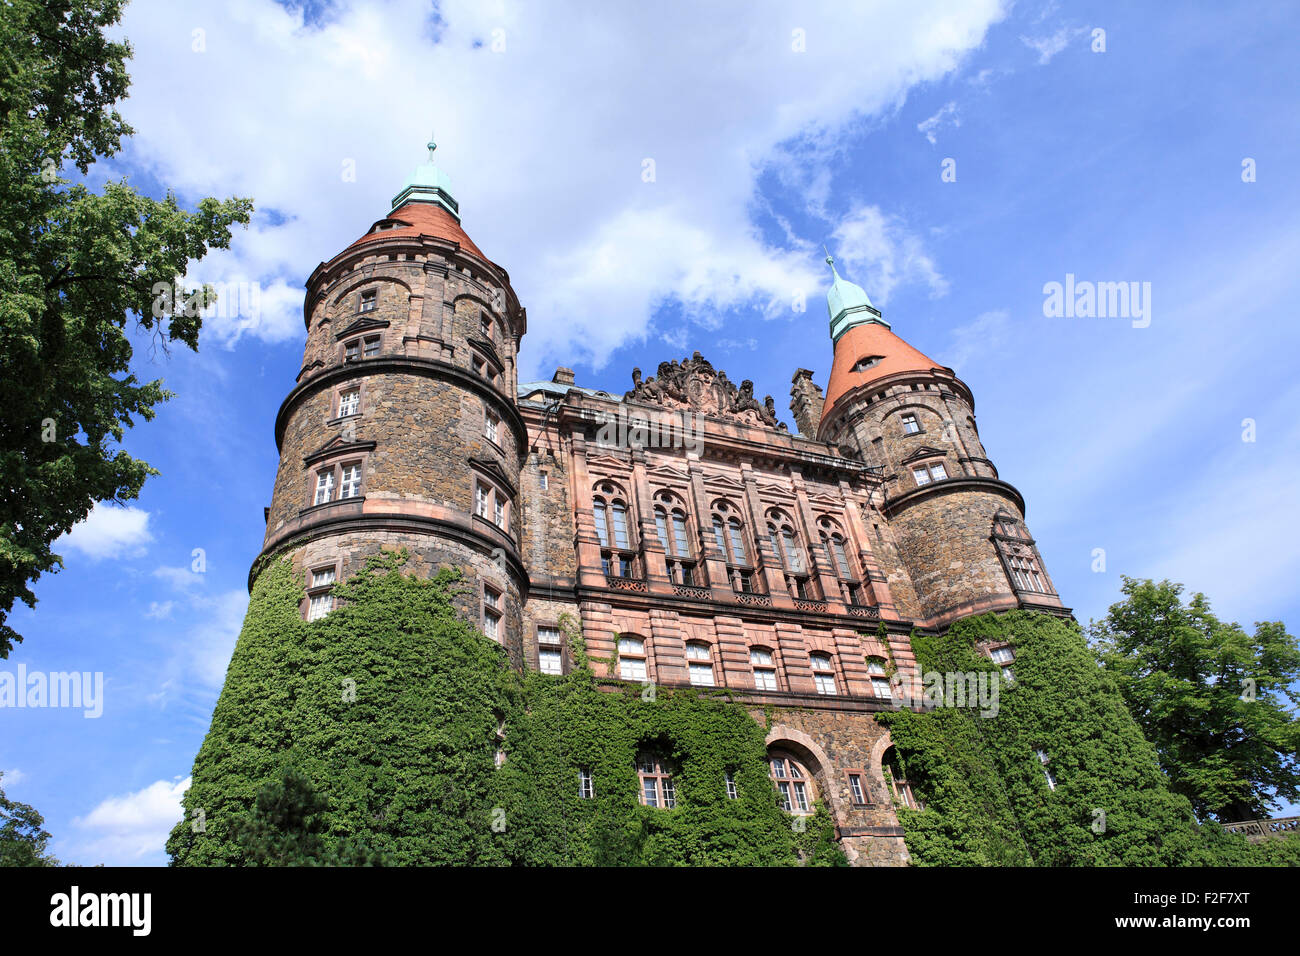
xmin=358 ymin=289 xmax=377 ymax=313
xmin=901 ymin=413 xmax=921 ymax=434
xmin=473 ymin=476 xmax=509 ymax=531
xmin=990 ymin=645 xmax=1015 ymax=682
xmin=482 ymin=584 xmax=502 ymax=641
xmin=339 ymin=462 xmax=362 ymax=500
xmin=912 ymin=461 xmax=947 ymax=486
xmin=313 ymin=469 xmax=335 ymax=505
xmin=484 ymin=407 xmax=500 ymax=444
xmin=337 ymin=387 xmax=360 ymax=418
xmin=852 ymin=355 xmax=883 ymax=373
xmin=305 ymin=565 xmax=337 ymax=621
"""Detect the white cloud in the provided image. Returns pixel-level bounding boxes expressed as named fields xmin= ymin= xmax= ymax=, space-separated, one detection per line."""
xmin=917 ymin=101 xmax=960 ymax=144
xmin=145 ymin=600 xmax=175 ymax=620
xmin=111 ymin=0 xmax=1007 ymax=373
xmin=153 ymin=565 xmax=205 ymax=593
xmin=946 ymin=308 xmax=1009 ymax=369
xmin=71 ymin=777 xmax=190 ymax=865
xmin=829 ymin=204 xmax=950 ymax=305
xmin=1019 ymin=25 xmax=1084 ymax=64
xmin=57 ymin=504 xmax=153 ymax=560
xmin=2 ymin=768 xmax=26 ymax=786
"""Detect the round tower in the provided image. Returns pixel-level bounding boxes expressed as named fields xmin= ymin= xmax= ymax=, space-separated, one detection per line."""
xmin=814 ymin=255 xmax=1064 ymax=627
xmin=252 ymin=139 xmax=529 ymax=664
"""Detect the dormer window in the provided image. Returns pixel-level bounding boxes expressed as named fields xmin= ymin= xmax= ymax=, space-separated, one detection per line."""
xmin=901 ymin=413 xmax=921 ymax=435
xmin=358 ymin=289 xmax=377 ymax=313
xmin=852 ymin=355 xmax=883 ymax=372
xmin=912 ymin=461 xmax=947 ymax=486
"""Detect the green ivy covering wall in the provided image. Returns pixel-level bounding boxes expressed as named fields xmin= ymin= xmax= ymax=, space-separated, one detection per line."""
xmin=877 ymin=611 xmax=1300 ymax=866
xmin=167 ymin=553 xmax=846 ymax=866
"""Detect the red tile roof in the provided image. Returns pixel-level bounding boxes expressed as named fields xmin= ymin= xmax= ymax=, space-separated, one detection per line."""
xmin=345 ymin=201 xmax=486 ymax=261
xmin=821 ymin=322 xmax=944 ymax=427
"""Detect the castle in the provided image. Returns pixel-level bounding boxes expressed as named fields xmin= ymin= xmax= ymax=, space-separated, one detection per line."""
xmin=246 ymin=142 xmax=1070 ymax=865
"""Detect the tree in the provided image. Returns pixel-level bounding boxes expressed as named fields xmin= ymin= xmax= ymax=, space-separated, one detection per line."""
xmin=1089 ymin=577 xmax=1300 ymax=822
xmin=0 ymin=0 xmax=254 ymax=656
xmin=0 ymin=771 xmax=60 ymax=866
xmin=231 ymin=768 xmax=387 ymax=866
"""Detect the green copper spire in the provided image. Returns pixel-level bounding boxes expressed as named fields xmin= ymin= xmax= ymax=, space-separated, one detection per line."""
xmin=824 ymin=249 xmax=888 ymax=341
xmin=391 ymin=132 xmax=460 ymax=219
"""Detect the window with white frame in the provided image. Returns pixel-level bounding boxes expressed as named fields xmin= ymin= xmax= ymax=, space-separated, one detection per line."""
xmin=473 ymin=477 xmax=509 ymax=531
xmin=480 ymin=313 xmax=493 ymax=341
xmin=313 ymin=468 xmax=335 ymax=505
xmin=725 ymin=771 xmax=738 ymax=800
xmin=911 ymin=461 xmax=948 ymax=486
xmin=1036 ymin=748 xmax=1057 ymax=791
xmin=636 ymin=751 xmax=675 ymax=808
xmin=482 ymin=585 xmax=502 ymax=641
xmin=358 ymin=289 xmax=376 ymax=313
xmin=901 ymin=413 xmax=921 ymax=435
xmin=339 ymin=462 xmax=362 ymax=499
xmin=809 ymin=652 xmax=837 ymax=696
xmin=751 ymin=647 xmax=778 ymax=691
xmin=849 ymin=772 xmax=866 ymax=805
xmin=990 ymin=645 xmax=1015 ymax=682
xmin=654 ymin=493 xmax=696 ymax=586
xmin=538 ymin=625 xmax=563 ymax=675
xmin=539 ymin=472 xmax=549 ymax=491
xmin=686 ymin=641 xmax=714 ymax=686
xmin=618 ymin=635 xmax=648 ymax=682
xmin=484 ymin=407 xmax=500 ymax=444
xmin=306 ymin=566 xmax=336 ymax=622
xmin=578 ymin=768 xmax=594 ymax=799
xmin=362 ymin=335 xmax=380 ymax=357
xmin=711 ymin=501 xmax=754 ymax=594
xmin=338 ymin=387 xmax=360 ymax=418
xmin=594 ymin=482 xmax=636 ymax=579
xmin=769 ymin=752 xmax=812 ymax=813
xmin=344 ymin=339 xmax=362 ymax=363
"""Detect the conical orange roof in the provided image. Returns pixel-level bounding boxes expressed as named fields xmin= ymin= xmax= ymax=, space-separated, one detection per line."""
xmin=820 ymin=322 xmax=944 ymax=427
xmin=345 ymin=201 xmax=487 ymax=262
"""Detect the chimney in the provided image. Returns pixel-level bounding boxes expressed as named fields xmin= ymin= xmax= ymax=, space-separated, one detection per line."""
xmin=789 ymin=369 xmax=825 ymax=438
xmin=552 ymin=367 xmax=575 ymax=386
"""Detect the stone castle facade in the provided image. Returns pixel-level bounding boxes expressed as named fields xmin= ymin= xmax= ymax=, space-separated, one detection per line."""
xmin=250 ymin=144 xmax=1069 ymax=865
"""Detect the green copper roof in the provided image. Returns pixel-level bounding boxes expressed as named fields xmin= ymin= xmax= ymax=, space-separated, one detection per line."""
xmin=825 ymin=252 xmax=888 ymax=341
xmin=391 ymin=136 xmax=460 ymax=220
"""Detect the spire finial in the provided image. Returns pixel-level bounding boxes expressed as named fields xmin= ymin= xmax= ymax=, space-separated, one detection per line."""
xmin=824 ymin=244 xmax=833 ymax=267
xmin=427 ymin=131 xmax=437 ymax=163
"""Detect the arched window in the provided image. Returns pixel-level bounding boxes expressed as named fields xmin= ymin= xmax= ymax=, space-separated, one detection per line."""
xmin=653 ymin=492 xmax=696 ymax=586
xmin=711 ymin=501 xmax=756 ymax=594
xmin=767 ymin=511 xmax=814 ymax=600
xmin=769 ymin=749 xmax=815 ymax=814
xmin=637 ymin=750 xmax=676 ymax=808
xmin=750 ymin=646 xmax=779 ymax=691
xmin=617 ymin=635 xmax=648 ymax=682
xmin=818 ymin=517 xmax=863 ymax=605
xmin=866 ymin=656 xmax=891 ymax=699
xmin=685 ymin=641 xmax=714 ymax=686
xmin=593 ymin=482 xmax=636 ymax=578
xmin=809 ymin=652 xmax=838 ymax=696
xmin=882 ymin=747 xmax=921 ymax=810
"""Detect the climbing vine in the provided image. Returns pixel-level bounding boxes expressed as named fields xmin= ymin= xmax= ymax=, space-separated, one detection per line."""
xmin=168 ymin=552 xmax=845 ymax=866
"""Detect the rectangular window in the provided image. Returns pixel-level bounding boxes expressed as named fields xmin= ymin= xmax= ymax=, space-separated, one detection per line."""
xmin=620 ymin=657 xmax=647 ymax=682
xmin=725 ymin=772 xmax=738 ymax=800
xmin=538 ymin=626 xmax=561 ymax=645
xmin=307 ymin=592 xmax=333 ymax=621
xmin=344 ymin=340 xmax=361 ymax=363
xmin=849 ymin=774 xmax=865 ymax=805
xmin=578 ymin=769 xmax=594 ymax=799
xmin=485 ymin=409 xmax=500 ymax=444
xmin=483 ymin=586 xmax=502 ymax=641
xmin=472 ymin=356 xmax=486 ymax=377
xmin=912 ymin=465 xmax=932 ymax=486
xmin=1036 ymin=749 xmax=1057 ymax=791
xmin=539 ymin=647 xmax=563 ymax=675
xmin=363 ymin=335 xmax=380 ymax=357
xmin=338 ymin=388 xmax=360 ymax=418
xmin=358 ymin=290 xmax=376 ymax=313
xmin=901 ymin=413 xmax=920 ymax=434
xmin=311 ymin=568 xmax=336 ymax=589
xmin=476 ymin=483 xmax=490 ymax=519
xmin=871 ymin=676 xmax=893 ymax=699
xmin=753 ymin=668 xmax=777 ymax=691
xmin=814 ymin=673 xmax=837 ymax=696
xmin=539 ymin=472 xmax=549 ymax=491
xmin=480 ymin=315 xmax=492 ymax=340
xmin=314 ymin=469 xmax=335 ymax=505
xmin=688 ymin=662 xmax=714 ymax=686
xmin=339 ymin=463 xmax=362 ymax=499
xmin=494 ymin=497 xmax=505 ymax=528
xmin=929 ymin=462 xmax=947 ymax=481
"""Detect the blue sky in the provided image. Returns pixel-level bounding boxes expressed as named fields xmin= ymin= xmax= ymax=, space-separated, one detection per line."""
xmin=3 ymin=0 xmax=1298 ymax=865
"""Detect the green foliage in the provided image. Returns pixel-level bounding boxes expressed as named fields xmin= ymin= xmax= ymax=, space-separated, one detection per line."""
xmin=170 ymin=553 xmax=840 ymax=866
xmin=880 ymin=611 xmax=1284 ymax=866
xmin=231 ymin=768 xmax=388 ymax=866
xmin=1089 ymin=577 xmax=1300 ymax=822
xmin=0 ymin=770 xmax=60 ymax=866
xmin=0 ymin=0 xmax=253 ymax=656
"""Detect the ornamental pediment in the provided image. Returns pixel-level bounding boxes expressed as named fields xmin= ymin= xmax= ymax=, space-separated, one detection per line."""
xmin=622 ymin=351 xmax=788 ymax=431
